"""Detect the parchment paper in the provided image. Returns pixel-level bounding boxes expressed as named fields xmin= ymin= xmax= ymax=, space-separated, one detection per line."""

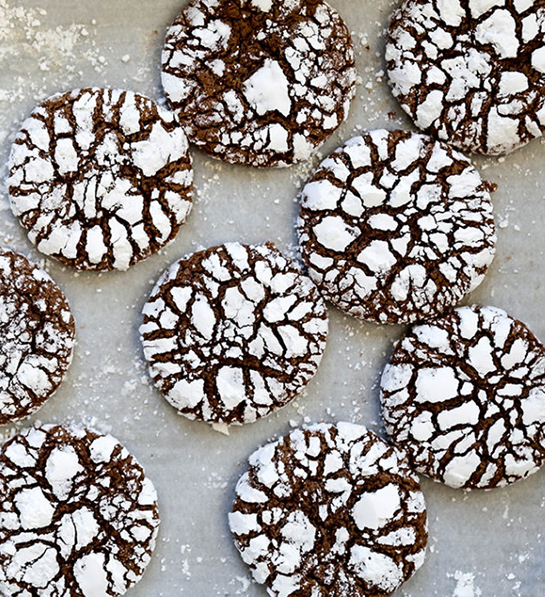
xmin=0 ymin=1 xmax=543 ymax=595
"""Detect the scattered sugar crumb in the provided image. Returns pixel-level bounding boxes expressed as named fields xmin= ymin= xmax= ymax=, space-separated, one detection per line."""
xmin=450 ymin=571 xmax=482 ymax=597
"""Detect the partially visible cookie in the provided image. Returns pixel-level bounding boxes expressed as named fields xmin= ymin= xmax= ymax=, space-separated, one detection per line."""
xmin=229 ymin=422 xmax=428 ymax=596
xmin=386 ymin=0 xmax=545 ymax=155
xmin=0 ymin=424 xmax=160 ymax=596
xmin=161 ymin=0 xmax=357 ymax=167
xmin=140 ymin=242 xmax=328 ymax=427
xmin=0 ymin=248 xmax=75 ymax=425
xmin=298 ymin=129 xmax=496 ymax=324
xmin=8 ymin=88 xmax=193 ymax=271
xmin=381 ymin=305 xmax=545 ymax=489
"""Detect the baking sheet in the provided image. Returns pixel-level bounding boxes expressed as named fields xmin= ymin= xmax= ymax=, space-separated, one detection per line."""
xmin=0 ymin=0 xmax=544 ymax=595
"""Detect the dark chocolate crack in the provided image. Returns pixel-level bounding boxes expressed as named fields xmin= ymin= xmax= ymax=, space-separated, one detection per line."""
xmin=8 ymin=88 xmax=193 ymax=271
xmin=0 ymin=248 xmax=75 ymax=425
xmin=140 ymin=242 xmax=328 ymax=427
xmin=298 ymin=129 xmax=496 ymax=325
xmin=380 ymin=305 xmax=545 ymax=489
xmin=161 ymin=0 xmax=357 ymax=167
xmin=230 ymin=423 xmax=428 ymax=596
xmin=0 ymin=425 xmax=160 ymax=596
xmin=386 ymin=0 xmax=545 ymax=155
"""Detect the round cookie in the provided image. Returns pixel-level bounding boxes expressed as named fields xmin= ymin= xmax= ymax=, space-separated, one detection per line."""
xmin=381 ymin=305 xmax=545 ymax=489
xmin=386 ymin=0 xmax=545 ymax=155
xmin=297 ymin=129 xmax=496 ymax=324
xmin=229 ymin=422 xmax=428 ymax=596
xmin=0 ymin=424 xmax=160 ymax=596
xmin=8 ymin=88 xmax=193 ymax=271
xmin=140 ymin=242 xmax=328 ymax=427
xmin=161 ymin=0 xmax=357 ymax=167
xmin=0 ymin=248 xmax=75 ymax=425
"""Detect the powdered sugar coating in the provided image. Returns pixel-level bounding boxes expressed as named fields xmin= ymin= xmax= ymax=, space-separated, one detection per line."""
xmin=0 ymin=425 xmax=160 ymax=596
xmin=381 ymin=305 xmax=545 ymax=489
xmin=161 ymin=0 xmax=356 ymax=167
xmin=8 ymin=88 xmax=193 ymax=271
xmin=140 ymin=243 xmax=328 ymax=427
xmin=298 ymin=129 xmax=496 ymax=324
xmin=386 ymin=0 xmax=545 ymax=155
xmin=229 ymin=423 xmax=428 ymax=596
xmin=0 ymin=248 xmax=75 ymax=425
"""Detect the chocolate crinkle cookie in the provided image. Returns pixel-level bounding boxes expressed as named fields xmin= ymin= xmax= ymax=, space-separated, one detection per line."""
xmin=386 ymin=0 xmax=545 ymax=155
xmin=381 ymin=305 xmax=545 ymax=489
xmin=140 ymin=242 xmax=328 ymax=428
xmin=161 ymin=0 xmax=357 ymax=167
xmin=229 ymin=423 xmax=428 ymax=597
xmin=298 ymin=129 xmax=496 ymax=325
xmin=8 ymin=88 xmax=193 ymax=271
xmin=0 ymin=248 xmax=75 ymax=425
xmin=0 ymin=425 xmax=160 ymax=596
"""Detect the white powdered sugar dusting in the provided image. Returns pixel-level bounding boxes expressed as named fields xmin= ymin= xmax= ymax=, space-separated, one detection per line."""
xmin=141 ymin=242 xmax=328 ymax=427
xmin=386 ymin=0 xmax=545 ymax=154
xmin=0 ymin=248 xmax=75 ymax=424
xmin=243 ymin=59 xmax=292 ymax=118
xmin=0 ymin=425 xmax=160 ymax=596
xmin=298 ymin=129 xmax=496 ymax=324
xmin=381 ymin=305 xmax=545 ymax=489
xmin=161 ymin=0 xmax=357 ymax=166
xmin=230 ymin=423 xmax=427 ymax=596
xmin=8 ymin=87 xmax=193 ymax=271
xmin=451 ymin=571 xmax=482 ymax=597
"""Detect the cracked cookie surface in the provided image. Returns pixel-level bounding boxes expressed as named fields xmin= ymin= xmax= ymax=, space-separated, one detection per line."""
xmin=0 ymin=248 xmax=75 ymax=425
xmin=8 ymin=88 xmax=193 ymax=271
xmin=161 ymin=0 xmax=357 ymax=167
xmin=140 ymin=242 xmax=328 ymax=427
xmin=386 ymin=0 xmax=545 ymax=155
xmin=298 ymin=129 xmax=496 ymax=325
xmin=229 ymin=422 xmax=428 ymax=597
xmin=0 ymin=424 xmax=160 ymax=596
xmin=381 ymin=305 xmax=545 ymax=489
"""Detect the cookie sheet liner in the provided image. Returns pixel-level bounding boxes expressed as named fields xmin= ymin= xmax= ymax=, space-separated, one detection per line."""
xmin=0 ymin=0 xmax=543 ymax=594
